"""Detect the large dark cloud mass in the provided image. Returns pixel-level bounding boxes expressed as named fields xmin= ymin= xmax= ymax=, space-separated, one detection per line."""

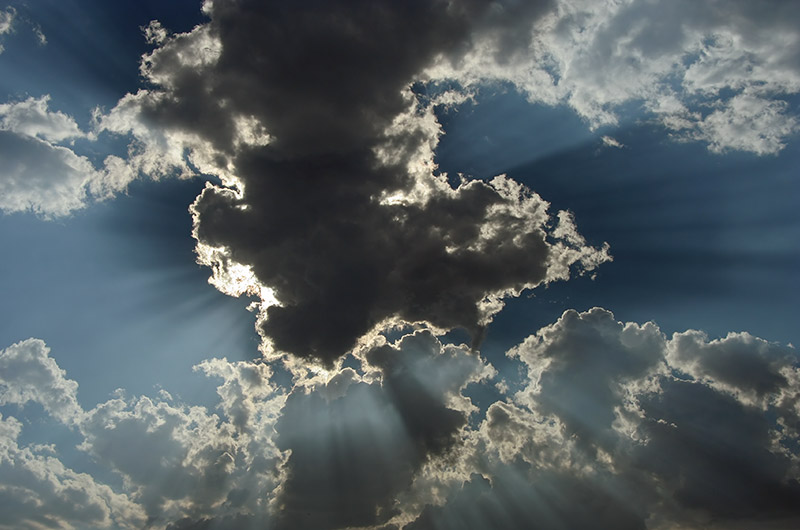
xmin=100 ymin=0 xmax=606 ymax=365
xmin=403 ymin=309 xmax=800 ymax=530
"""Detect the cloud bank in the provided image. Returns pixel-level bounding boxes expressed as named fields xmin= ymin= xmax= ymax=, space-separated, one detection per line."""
xmin=2 ymin=309 xmax=799 ymax=529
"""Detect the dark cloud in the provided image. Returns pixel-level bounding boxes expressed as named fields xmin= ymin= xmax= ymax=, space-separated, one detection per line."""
xmin=454 ymin=308 xmax=800 ymax=530
xmin=3 ymin=309 xmax=800 ymax=529
xmin=634 ymin=379 xmax=800 ymax=523
xmin=273 ymin=331 xmax=489 ymax=529
xmin=406 ymin=468 xmax=646 ymax=530
xmin=103 ymin=0 xmax=608 ymax=365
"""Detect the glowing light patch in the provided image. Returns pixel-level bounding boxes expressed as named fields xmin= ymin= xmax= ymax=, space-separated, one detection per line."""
xmin=234 ymin=115 xmax=272 ymax=147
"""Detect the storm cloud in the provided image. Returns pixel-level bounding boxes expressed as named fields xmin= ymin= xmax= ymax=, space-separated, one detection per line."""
xmin=100 ymin=0 xmax=607 ymax=365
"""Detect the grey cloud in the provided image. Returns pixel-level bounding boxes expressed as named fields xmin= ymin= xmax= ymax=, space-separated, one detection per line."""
xmin=108 ymin=0 xmax=606 ymax=365
xmin=2 ymin=315 xmax=800 ymax=530
xmin=509 ymin=307 xmax=666 ymax=455
xmin=406 ymin=467 xmax=646 ymax=530
xmin=273 ymin=331 xmax=490 ymax=529
xmin=634 ymin=379 xmax=800 ymax=525
xmin=442 ymin=308 xmax=800 ymax=530
xmin=667 ymin=329 xmax=797 ymax=404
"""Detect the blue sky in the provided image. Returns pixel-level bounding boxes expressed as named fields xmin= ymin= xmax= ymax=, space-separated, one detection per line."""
xmin=1 ymin=1 xmax=800 ymax=529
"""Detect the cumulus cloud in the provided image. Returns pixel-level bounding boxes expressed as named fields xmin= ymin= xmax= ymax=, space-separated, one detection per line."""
xmin=0 ymin=96 xmax=82 ymax=142
xmin=271 ymin=330 xmax=491 ymax=530
xmin=6 ymin=1 xmax=799 ymax=528
xmin=407 ymin=308 xmax=800 ymax=530
xmin=0 ymin=413 xmax=146 ymax=530
xmin=0 ymin=339 xmax=287 ymax=528
xmin=3 ymin=309 xmax=800 ymax=530
xmin=0 ymin=331 xmax=494 ymax=530
xmin=0 ymin=338 xmax=82 ymax=424
xmin=429 ymin=0 xmax=800 ymax=154
xmin=0 ymin=97 xmax=137 ymax=217
xmin=100 ymin=0 xmax=608 ymax=365
xmin=95 ymin=0 xmax=800 ymax=365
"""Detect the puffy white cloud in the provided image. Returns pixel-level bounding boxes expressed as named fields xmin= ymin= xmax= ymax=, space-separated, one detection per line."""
xmin=429 ymin=0 xmax=800 ymax=154
xmin=408 ymin=308 xmax=800 ymax=530
xmin=0 ymin=97 xmax=137 ymax=217
xmin=0 ymin=413 xmax=146 ymax=530
xmin=0 ymin=96 xmax=82 ymax=142
xmin=0 ymin=338 xmax=82 ymax=425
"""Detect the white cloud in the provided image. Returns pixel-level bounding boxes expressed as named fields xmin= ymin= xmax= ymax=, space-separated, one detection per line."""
xmin=0 ymin=7 xmax=14 ymax=54
xmin=0 ymin=338 xmax=82 ymax=425
xmin=691 ymin=93 xmax=799 ymax=155
xmin=0 ymin=8 xmax=13 ymax=36
xmin=0 ymin=338 xmax=288 ymax=527
xmin=430 ymin=0 xmax=800 ymax=155
xmin=0 ymin=413 xmax=146 ymax=530
xmin=0 ymin=96 xmax=139 ymax=217
xmin=601 ymin=135 xmax=624 ymax=149
xmin=141 ymin=20 xmax=169 ymax=46
xmin=0 ymin=96 xmax=82 ymax=142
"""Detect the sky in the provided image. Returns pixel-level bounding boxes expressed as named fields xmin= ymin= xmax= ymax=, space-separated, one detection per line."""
xmin=0 ymin=1 xmax=799 ymax=529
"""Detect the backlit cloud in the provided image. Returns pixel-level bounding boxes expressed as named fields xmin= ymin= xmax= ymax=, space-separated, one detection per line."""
xmin=410 ymin=308 xmax=800 ymax=530
xmin=4 ymin=308 xmax=797 ymax=529
xmin=3 ymin=1 xmax=800 ymax=528
xmin=100 ymin=0 xmax=608 ymax=365
xmin=430 ymin=0 xmax=800 ymax=154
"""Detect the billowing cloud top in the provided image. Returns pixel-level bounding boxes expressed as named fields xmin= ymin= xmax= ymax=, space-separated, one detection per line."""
xmin=2 ymin=309 xmax=799 ymax=529
xmin=96 ymin=0 xmax=612 ymax=364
